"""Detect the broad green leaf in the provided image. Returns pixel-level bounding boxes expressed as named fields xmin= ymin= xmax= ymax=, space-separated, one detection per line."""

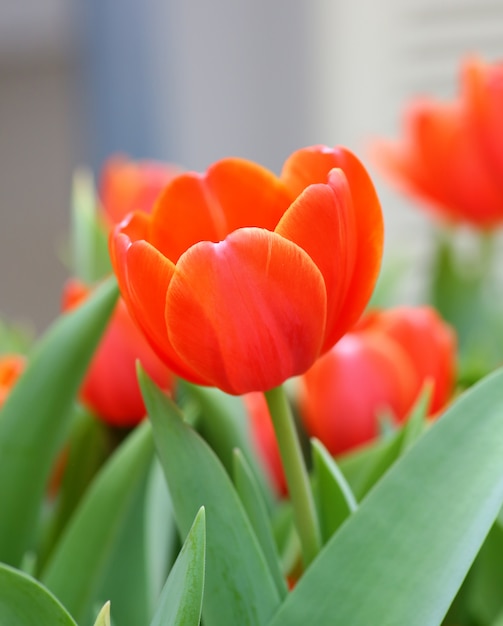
xmin=269 ymin=368 xmax=503 ymax=626
xmin=233 ymin=449 xmax=288 ymax=598
xmin=311 ymin=438 xmax=357 ymax=543
xmin=94 ymin=465 xmax=152 ymax=626
xmin=39 ymin=407 xmax=111 ymax=570
xmin=0 ymin=276 xmax=118 ymax=566
xmin=179 ymin=381 xmax=274 ymax=508
xmin=93 ymin=602 xmax=111 ymax=626
xmin=145 ymin=459 xmax=178 ymax=614
xmin=41 ymin=421 xmax=154 ymax=625
xmin=139 ymin=369 xmax=281 ymax=626
xmin=150 ymin=507 xmax=206 ymax=626
xmin=0 ymin=562 xmax=77 ymax=626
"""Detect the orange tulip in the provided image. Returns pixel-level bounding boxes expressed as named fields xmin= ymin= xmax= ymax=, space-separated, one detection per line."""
xmin=299 ymin=306 xmax=456 ymax=455
xmin=372 ymin=57 xmax=503 ymax=227
xmin=0 ymin=354 xmax=26 ymax=409
xmin=109 ymin=146 xmax=383 ymax=395
xmin=100 ymin=156 xmax=181 ymax=225
xmin=62 ymin=279 xmax=173 ymax=426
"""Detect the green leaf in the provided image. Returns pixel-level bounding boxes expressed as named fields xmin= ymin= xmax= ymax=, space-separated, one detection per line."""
xmin=71 ymin=168 xmax=111 ymax=282
xmin=0 ymin=316 xmax=33 ymax=354
xmin=337 ymin=385 xmax=431 ymax=501
xmin=429 ymin=229 xmax=503 ymax=382
xmin=39 ymin=408 xmax=111 ymax=570
xmin=337 ymin=431 xmax=403 ymax=501
xmin=311 ymin=438 xmax=357 ymax=543
xmin=0 ymin=562 xmax=77 ymax=625
xmin=233 ymin=449 xmax=288 ymax=599
xmin=41 ymin=421 xmax=154 ymax=625
xmin=269 ymin=368 xmax=503 ymax=626
xmin=0 ymin=276 xmax=118 ymax=566
xmin=94 ymin=464 xmax=152 ymax=626
xmin=144 ymin=459 xmax=178 ymax=613
xmin=179 ymin=381 xmax=274 ymax=508
xmin=139 ymin=369 xmax=281 ymax=626
xmin=399 ymin=383 xmax=431 ymax=453
xmin=150 ymin=507 xmax=206 ymax=626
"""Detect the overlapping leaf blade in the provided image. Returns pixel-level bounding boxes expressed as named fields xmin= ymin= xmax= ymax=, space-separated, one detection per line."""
xmin=139 ymin=370 xmax=281 ymax=626
xmin=269 ymin=368 xmax=503 ymax=626
xmin=150 ymin=507 xmax=206 ymax=626
xmin=41 ymin=421 xmax=154 ymax=625
xmin=311 ymin=438 xmax=357 ymax=543
xmin=0 ymin=563 xmax=77 ymax=626
xmin=0 ymin=277 xmax=118 ymax=566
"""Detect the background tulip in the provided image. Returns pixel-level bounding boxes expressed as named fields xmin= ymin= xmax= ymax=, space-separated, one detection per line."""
xmin=100 ymin=156 xmax=181 ymax=225
xmin=299 ymin=306 xmax=457 ymax=455
xmin=372 ymin=57 xmax=503 ymax=228
xmin=0 ymin=354 xmax=26 ymax=409
xmin=62 ymin=279 xmax=173 ymax=426
xmin=110 ymin=145 xmax=383 ymax=395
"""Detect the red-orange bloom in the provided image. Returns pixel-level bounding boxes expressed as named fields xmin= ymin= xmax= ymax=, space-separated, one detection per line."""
xmin=0 ymin=354 xmax=26 ymax=409
xmin=109 ymin=146 xmax=384 ymax=395
xmin=100 ymin=156 xmax=181 ymax=225
xmin=299 ymin=306 xmax=456 ymax=455
xmin=62 ymin=279 xmax=173 ymax=426
xmin=372 ymin=57 xmax=503 ymax=227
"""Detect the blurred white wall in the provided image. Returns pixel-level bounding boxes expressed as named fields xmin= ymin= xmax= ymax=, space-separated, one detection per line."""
xmin=1 ymin=0 xmax=503 ymax=331
xmin=0 ymin=0 xmax=77 ymax=334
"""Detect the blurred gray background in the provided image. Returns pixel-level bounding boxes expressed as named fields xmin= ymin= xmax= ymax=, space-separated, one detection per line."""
xmin=1 ymin=0 xmax=503 ymax=333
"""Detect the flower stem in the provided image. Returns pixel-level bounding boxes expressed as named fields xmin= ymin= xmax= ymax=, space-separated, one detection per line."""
xmin=264 ymin=385 xmax=321 ymax=568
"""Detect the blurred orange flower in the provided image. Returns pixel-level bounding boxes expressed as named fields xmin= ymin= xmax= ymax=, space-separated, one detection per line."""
xmin=62 ymin=279 xmax=173 ymax=427
xmin=299 ymin=306 xmax=456 ymax=455
xmin=0 ymin=354 xmax=26 ymax=409
xmin=372 ymin=57 xmax=503 ymax=227
xmin=109 ymin=146 xmax=383 ymax=395
xmin=100 ymin=156 xmax=181 ymax=226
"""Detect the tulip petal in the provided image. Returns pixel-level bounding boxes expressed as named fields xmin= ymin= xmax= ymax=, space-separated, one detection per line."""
xmin=123 ymin=240 xmax=208 ymax=385
xmin=281 ymin=146 xmax=383 ymax=333
xmin=328 ymin=149 xmax=384 ymax=333
xmin=281 ymin=145 xmax=347 ymax=195
xmin=463 ymin=57 xmax=503 ymax=181
xmin=165 ymin=228 xmax=327 ymax=394
xmin=150 ymin=159 xmax=292 ymax=262
xmin=374 ymin=100 xmax=503 ymax=226
xmin=275 ymin=170 xmax=357 ymax=351
xmin=300 ymin=332 xmax=418 ymax=455
xmin=414 ymin=102 xmax=503 ymax=225
xmin=109 ymin=211 xmax=150 ymax=299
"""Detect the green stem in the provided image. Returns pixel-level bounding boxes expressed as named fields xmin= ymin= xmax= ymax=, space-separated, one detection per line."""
xmin=264 ymin=385 xmax=321 ymax=568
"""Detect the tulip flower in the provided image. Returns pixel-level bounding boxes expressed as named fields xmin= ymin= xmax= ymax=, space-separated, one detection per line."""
xmin=110 ymin=145 xmax=383 ymax=395
xmin=299 ymin=306 xmax=456 ymax=455
xmin=100 ymin=156 xmax=181 ymax=225
xmin=62 ymin=279 xmax=173 ymax=426
xmin=0 ymin=354 xmax=26 ymax=409
xmin=372 ymin=57 xmax=503 ymax=227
